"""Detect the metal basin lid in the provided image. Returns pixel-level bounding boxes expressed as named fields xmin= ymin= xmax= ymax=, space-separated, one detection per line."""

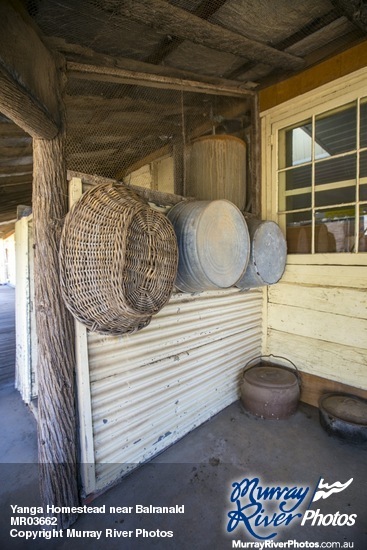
xmin=195 ymin=200 xmax=249 ymax=287
xmin=168 ymin=199 xmax=250 ymax=291
xmin=252 ymin=221 xmax=287 ymax=284
xmin=320 ymin=394 xmax=367 ymax=426
xmin=243 ymin=366 xmax=298 ymax=389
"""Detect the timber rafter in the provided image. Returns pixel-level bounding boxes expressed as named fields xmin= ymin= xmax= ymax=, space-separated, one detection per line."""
xmin=0 ymin=1 xmax=61 ymax=139
xmin=144 ymin=0 xmax=228 ymax=64
xmin=330 ymin=0 xmax=367 ymax=33
xmin=48 ymin=38 xmax=255 ymax=97
xmin=102 ymin=0 xmax=305 ymax=71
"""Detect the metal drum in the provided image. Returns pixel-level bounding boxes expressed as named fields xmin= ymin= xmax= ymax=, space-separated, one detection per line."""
xmin=187 ymin=135 xmax=247 ymax=211
xmin=240 ymin=355 xmax=301 ymax=420
xmin=167 ymin=200 xmax=250 ymax=293
xmin=236 ymin=218 xmax=287 ymax=289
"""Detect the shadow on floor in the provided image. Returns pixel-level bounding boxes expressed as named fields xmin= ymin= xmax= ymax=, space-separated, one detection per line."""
xmin=0 ymin=380 xmax=366 ymax=549
xmin=1 ymin=285 xmax=365 ymax=547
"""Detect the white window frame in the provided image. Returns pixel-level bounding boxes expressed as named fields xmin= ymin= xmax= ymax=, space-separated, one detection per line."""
xmin=261 ymin=66 xmax=367 ymax=266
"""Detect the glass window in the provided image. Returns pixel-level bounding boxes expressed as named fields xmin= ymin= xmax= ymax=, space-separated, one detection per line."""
xmin=315 ymin=155 xmax=356 ymax=187
xmin=360 ymin=150 xmax=367 ymax=201
xmin=283 ymin=165 xmax=312 ymax=191
xmin=359 ymin=205 xmax=367 ymax=252
xmin=284 ymin=212 xmax=312 ymax=254
xmin=278 ymin=120 xmax=312 ymax=169
xmin=277 ymin=99 xmax=367 ymax=253
xmin=360 ymin=98 xmax=367 ymax=148
xmin=315 ymin=103 xmax=357 ymax=156
xmin=315 ymin=206 xmax=355 ymax=253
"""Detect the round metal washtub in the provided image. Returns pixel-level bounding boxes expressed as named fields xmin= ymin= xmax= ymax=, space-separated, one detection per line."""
xmin=319 ymin=393 xmax=367 ymax=444
xmin=240 ymin=355 xmax=301 ymax=419
xmin=236 ymin=218 xmax=287 ymax=289
xmin=167 ymin=199 xmax=250 ymax=293
xmin=186 ymin=135 xmax=247 ymax=211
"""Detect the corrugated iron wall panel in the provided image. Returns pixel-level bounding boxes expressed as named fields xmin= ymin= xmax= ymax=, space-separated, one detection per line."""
xmin=87 ymin=288 xmax=263 ymax=492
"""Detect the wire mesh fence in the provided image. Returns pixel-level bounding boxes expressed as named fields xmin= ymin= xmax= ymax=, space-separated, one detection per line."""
xmin=65 ymin=73 xmax=251 ymax=198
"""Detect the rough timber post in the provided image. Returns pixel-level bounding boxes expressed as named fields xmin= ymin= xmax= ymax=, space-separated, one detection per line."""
xmin=0 ymin=1 xmax=80 ymax=529
xmin=32 ymin=63 xmax=79 ymax=529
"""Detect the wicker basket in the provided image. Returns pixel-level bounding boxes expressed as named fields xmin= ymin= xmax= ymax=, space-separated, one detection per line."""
xmin=59 ymin=182 xmax=178 ymax=335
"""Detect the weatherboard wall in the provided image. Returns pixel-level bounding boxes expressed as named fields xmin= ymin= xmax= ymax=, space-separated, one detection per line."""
xmin=260 ymin=65 xmax=367 ymax=394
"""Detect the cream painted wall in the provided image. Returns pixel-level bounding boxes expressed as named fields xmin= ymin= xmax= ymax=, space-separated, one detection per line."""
xmin=264 ymin=263 xmax=367 ymax=390
xmin=260 ymin=66 xmax=367 ymax=391
xmin=0 ymin=234 xmax=16 ymax=286
xmin=123 ymin=155 xmax=174 ymax=193
xmin=14 ymin=216 xmax=37 ymax=402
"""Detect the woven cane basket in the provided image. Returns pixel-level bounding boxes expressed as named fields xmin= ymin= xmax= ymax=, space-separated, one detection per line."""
xmin=59 ymin=182 xmax=178 ymax=335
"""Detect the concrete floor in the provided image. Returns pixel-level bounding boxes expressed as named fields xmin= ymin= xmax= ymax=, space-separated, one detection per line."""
xmin=0 ymin=286 xmax=366 ymax=549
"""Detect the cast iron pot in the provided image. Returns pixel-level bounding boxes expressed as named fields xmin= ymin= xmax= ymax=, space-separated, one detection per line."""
xmin=240 ymin=354 xmax=301 ymax=420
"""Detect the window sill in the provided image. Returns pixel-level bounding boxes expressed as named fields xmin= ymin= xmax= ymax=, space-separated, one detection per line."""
xmin=286 ymin=253 xmax=367 ymax=266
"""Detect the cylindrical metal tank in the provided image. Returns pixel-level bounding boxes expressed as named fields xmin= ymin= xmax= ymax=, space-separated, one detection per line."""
xmin=236 ymin=218 xmax=287 ymax=289
xmin=167 ymin=200 xmax=250 ymax=293
xmin=186 ymin=135 xmax=247 ymax=211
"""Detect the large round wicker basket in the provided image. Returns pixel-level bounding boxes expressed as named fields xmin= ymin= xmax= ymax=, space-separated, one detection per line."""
xmin=59 ymin=182 xmax=178 ymax=335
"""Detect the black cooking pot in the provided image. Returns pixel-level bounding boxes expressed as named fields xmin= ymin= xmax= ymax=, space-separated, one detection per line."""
xmin=319 ymin=393 xmax=367 ymax=444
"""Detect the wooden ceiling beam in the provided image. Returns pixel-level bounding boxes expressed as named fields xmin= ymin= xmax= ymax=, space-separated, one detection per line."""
xmin=114 ymin=0 xmax=305 ymax=71
xmin=0 ymin=218 xmax=17 ymax=226
xmin=0 ymin=172 xmax=32 ymax=184
xmin=67 ymin=61 xmax=254 ymax=98
xmin=0 ymin=163 xmax=33 ymax=175
xmin=144 ymin=0 xmax=228 ymax=64
xmin=225 ymin=10 xmax=343 ymax=81
xmin=0 ymin=184 xmax=32 ymax=194
xmin=49 ymin=38 xmax=255 ymax=96
xmin=0 ymin=186 xmax=32 ymax=200
xmin=0 ymin=1 xmax=61 ymax=139
xmin=330 ymin=0 xmax=367 ymax=33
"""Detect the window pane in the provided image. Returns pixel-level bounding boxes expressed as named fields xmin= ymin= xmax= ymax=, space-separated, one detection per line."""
xmin=315 ymin=186 xmax=355 ymax=207
xmin=315 ymin=103 xmax=357 ymax=157
xmin=314 ymin=222 xmax=331 ymax=253
xmin=283 ymin=165 xmax=312 ymax=190
xmin=315 ymin=155 xmax=356 ymax=186
xmin=360 ymin=98 xmax=367 ymax=148
xmin=279 ymin=166 xmax=312 ymax=212
xmin=315 ymin=207 xmax=355 ymax=253
xmin=286 ymin=193 xmax=312 ymax=210
xmin=359 ymin=209 xmax=367 ymax=252
xmin=360 ymin=150 xmax=367 ymax=201
xmin=315 ymin=155 xmax=356 ymax=206
xmin=279 ymin=120 xmax=312 ymax=169
xmin=286 ymin=212 xmax=312 ymax=254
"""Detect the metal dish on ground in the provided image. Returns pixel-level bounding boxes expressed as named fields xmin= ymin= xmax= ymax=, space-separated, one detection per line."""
xmin=319 ymin=393 xmax=367 ymax=444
